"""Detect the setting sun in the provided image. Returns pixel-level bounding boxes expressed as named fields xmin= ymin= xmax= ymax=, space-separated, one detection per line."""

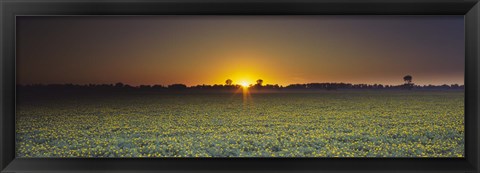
xmin=240 ymin=81 xmax=250 ymax=87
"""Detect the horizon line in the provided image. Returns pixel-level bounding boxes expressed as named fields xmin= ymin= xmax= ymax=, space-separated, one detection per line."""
xmin=17 ymin=82 xmax=465 ymax=88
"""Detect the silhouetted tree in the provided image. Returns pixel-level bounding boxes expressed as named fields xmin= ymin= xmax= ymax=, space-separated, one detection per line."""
xmin=256 ymin=79 xmax=263 ymax=86
xmin=115 ymin=82 xmax=124 ymax=88
xmin=403 ymin=75 xmax=412 ymax=84
xmin=403 ymin=75 xmax=413 ymax=90
xmin=225 ymin=79 xmax=233 ymax=86
xmin=152 ymin=85 xmax=165 ymax=90
xmin=168 ymin=84 xmax=187 ymax=90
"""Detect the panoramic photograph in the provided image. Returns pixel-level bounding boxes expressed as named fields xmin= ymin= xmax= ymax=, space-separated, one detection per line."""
xmin=16 ymin=16 xmax=464 ymax=157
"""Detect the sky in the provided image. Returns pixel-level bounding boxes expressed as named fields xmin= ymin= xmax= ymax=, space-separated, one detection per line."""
xmin=16 ymin=16 xmax=464 ymax=86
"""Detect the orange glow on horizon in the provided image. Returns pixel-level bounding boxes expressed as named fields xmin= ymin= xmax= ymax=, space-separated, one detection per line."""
xmin=240 ymin=81 xmax=250 ymax=88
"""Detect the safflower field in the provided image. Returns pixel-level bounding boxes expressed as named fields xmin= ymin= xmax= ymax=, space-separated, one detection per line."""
xmin=16 ymin=90 xmax=464 ymax=157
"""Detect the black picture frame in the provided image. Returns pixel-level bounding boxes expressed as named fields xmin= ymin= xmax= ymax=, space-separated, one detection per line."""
xmin=1 ymin=0 xmax=479 ymax=172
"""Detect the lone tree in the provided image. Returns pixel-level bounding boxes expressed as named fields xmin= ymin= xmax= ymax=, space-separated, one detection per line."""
xmin=403 ymin=75 xmax=414 ymax=90
xmin=403 ymin=75 xmax=412 ymax=84
xmin=225 ymin=79 xmax=233 ymax=86
xmin=256 ymin=79 xmax=263 ymax=86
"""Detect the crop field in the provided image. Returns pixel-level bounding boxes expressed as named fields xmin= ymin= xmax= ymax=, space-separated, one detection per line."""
xmin=16 ymin=90 xmax=464 ymax=157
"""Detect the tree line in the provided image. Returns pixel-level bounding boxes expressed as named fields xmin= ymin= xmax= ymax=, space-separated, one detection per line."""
xmin=17 ymin=75 xmax=464 ymax=93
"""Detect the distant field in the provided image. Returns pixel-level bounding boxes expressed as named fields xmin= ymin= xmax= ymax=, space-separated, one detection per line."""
xmin=16 ymin=90 xmax=464 ymax=157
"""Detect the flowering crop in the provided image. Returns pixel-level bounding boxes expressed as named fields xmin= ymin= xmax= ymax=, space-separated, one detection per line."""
xmin=16 ymin=90 xmax=464 ymax=157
